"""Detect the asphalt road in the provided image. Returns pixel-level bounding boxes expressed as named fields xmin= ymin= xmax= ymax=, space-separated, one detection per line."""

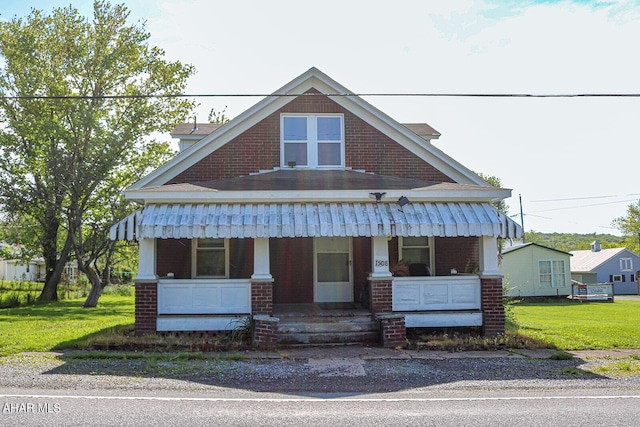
xmin=3 ymin=388 xmax=640 ymax=427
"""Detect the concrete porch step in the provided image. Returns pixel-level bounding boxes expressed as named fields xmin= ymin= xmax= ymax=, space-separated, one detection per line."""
xmin=277 ymin=313 xmax=379 ymax=346
xmin=278 ymin=330 xmax=380 ymax=346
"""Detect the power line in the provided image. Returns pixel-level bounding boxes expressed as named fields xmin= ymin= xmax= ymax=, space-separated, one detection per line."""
xmin=3 ymin=92 xmax=640 ymax=100
xmin=528 ymin=198 xmax=637 ymax=213
xmin=531 ymin=193 xmax=640 ymax=202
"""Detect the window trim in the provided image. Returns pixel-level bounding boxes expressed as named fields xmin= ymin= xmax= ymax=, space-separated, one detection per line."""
xmin=191 ymin=238 xmax=229 ymax=278
xmin=538 ymin=259 xmax=566 ymax=288
xmin=280 ymin=113 xmax=345 ymax=168
xmin=620 ymin=258 xmax=633 ymax=272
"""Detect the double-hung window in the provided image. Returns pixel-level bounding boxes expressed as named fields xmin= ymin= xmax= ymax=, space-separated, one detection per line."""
xmin=399 ymin=236 xmax=433 ymax=276
xmin=281 ymin=114 xmax=344 ymax=167
xmin=538 ymin=259 xmax=566 ymax=288
xmin=193 ymin=238 xmax=227 ymax=278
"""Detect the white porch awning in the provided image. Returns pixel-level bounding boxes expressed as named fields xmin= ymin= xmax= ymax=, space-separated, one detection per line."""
xmin=110 ymin=202 xmax=522 ymax=241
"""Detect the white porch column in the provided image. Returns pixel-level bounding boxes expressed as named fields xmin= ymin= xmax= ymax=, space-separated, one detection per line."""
xmin=479 ymin=236 xmax=501 ymax=277
xmin=370 ymin=236 xmax=392 ymax=279
xmin=251 ymin=238 xmax=273 ymax=281
xmin=136 ymin=238 xmax=158 ymax=282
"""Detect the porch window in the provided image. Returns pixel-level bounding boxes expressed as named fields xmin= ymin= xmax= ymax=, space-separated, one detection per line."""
xmin=538 ymin=259 xmax=565 ymax=288
xmin=399 ymin=236 xmax=432 ymax=276
xmin=281 ymin=114 xmax=344 ymax=167
xmin=193 ymin=238 xmax=227 ymax=278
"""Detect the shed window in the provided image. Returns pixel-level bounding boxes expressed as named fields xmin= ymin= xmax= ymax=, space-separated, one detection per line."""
xmin=538 ymin=259 xmax=566 ymax=288
xmin=193 ymin=238 xmax=227 ymax=278
xmin=281 ymin=114 xmax=344 ymax=167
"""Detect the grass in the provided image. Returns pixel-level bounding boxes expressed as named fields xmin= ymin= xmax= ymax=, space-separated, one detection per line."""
xmin=509 ymin=298 xmax=640 ymax=350
xmin=590 ymin=357 xmax=640 ymax=377
xmin=0 ymin=295 xmax=134 ymax=356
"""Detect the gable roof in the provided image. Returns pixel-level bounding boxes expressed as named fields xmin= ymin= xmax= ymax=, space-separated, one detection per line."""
xmin=570 ymin=247 xmax=638 ymax=272
xmin=503 ymin=242 xmax=572 ymax=256
xmin=129 ymin=67 xmax=490 ymax=190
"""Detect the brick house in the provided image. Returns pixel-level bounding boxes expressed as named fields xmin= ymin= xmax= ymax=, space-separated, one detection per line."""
xmin=111 ymin=68 xmax=521 ymax=349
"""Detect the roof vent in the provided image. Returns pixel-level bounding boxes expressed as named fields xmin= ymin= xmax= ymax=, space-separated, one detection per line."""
xmin=591 ymin=240 xmax=601 ymax=252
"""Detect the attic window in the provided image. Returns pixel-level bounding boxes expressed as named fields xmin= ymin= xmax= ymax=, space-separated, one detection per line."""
xmin=281 ymin=114 xmax=344 ymax=168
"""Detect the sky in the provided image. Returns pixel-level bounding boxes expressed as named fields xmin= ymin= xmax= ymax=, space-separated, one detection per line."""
xmin=2 ymin=0 xmax=639 ymax=236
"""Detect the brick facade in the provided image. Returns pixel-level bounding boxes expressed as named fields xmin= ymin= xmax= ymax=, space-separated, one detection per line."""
xmin=135 ymin=282 xmax=157 ymax=336
xmin=481 ymin=276 xmax=505 ymax=336
xmin=169 ymin=93 xmax=453 ymax=184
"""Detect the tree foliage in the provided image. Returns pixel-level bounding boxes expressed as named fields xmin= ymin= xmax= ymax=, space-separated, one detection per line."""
xmin=476 ymin=172 xmax=509 ymax=215
xmin=525 ymin=231 xmax=625 ymax=253
xmin=0 ymin=1 xmax=195 ymax=304
xmin=612 ymin=200 xmax=640 ymax=253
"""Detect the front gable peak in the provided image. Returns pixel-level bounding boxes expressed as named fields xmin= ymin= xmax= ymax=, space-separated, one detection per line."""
xmin=129 ymin=67 xmax=490 ymax=191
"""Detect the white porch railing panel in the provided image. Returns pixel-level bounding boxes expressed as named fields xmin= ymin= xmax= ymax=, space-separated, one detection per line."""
xmin=158 ymin=279 xmax=251 ymax=315
xmin=392 ymin=275 xmax=481 ymax=311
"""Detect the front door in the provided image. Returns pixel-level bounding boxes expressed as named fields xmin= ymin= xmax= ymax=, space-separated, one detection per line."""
xmin=314 ymin=237 xmax=353 ymax=303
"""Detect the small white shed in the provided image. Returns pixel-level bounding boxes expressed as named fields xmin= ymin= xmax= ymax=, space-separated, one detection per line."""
xmin=501 ymin=243 xmax=572 ymax=297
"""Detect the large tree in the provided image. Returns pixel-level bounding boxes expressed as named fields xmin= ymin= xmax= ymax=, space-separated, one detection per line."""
xmin=0 ymin=1 xmax=195 ymax=302
xmin=612 ymin=200 xmax=640 ymax=253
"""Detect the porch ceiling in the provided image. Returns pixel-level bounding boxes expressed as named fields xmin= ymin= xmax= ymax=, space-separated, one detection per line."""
xmin=110 ymin=202 xmax=522 ymax=241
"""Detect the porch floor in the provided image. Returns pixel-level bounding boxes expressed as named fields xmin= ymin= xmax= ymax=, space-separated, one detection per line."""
xmin=273 ymin=303 xmax=370 ymax=317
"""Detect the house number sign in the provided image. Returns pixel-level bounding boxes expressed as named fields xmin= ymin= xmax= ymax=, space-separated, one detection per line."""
xmin=374 ymin=258 xmax=389 ymax=268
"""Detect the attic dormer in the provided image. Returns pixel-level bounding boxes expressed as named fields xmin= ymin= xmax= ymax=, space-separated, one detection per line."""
xmin=170 ymin=122 xmax=224 ymax=152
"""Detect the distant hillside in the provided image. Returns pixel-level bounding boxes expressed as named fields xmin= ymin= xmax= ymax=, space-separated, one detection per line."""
xmin=523 ymin=232 xmax=626 ymax=253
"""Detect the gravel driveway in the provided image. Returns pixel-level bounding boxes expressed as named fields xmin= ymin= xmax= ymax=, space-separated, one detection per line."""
xmin=2 ymin=348 xmax=640 ymax=394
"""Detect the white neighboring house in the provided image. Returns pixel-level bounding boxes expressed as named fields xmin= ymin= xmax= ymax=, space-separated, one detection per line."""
xmin=0 ymin=244 xmax=79 ymax=283
xmin=0 ymin=258 xmax=43 ymax=282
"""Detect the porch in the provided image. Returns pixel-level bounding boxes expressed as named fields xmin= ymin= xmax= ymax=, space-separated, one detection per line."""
xmin=114 ymin=200 xmax=521 ymax=348
xmin=149 ymin=273 xmax=485 ymax=346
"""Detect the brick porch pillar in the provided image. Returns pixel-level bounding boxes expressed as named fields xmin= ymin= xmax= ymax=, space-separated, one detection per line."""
xmin=369 ymin=277 xmax=393 ymax=314
xmin=252 ymin=315 xmax=279 ymax=350
xmin=251 ymin=281 xmax=273 ymax=315
xmin=481 ymin=276 xmax=505 ymax=336
xmin=377 ymin=313 xmax=407 ymax=348
xmin=135 ymin=281 xmax=157 ymax=336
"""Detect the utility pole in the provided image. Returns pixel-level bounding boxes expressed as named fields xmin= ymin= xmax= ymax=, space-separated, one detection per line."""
xmin=519 ymin=194 xmax=525 ymax=243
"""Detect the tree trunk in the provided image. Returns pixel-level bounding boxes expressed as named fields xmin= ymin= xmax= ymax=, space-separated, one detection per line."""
xmin=38 ymin=233 xmax=73 ymax=303
xmin=82 ymin=265 xmax=105 ymax=308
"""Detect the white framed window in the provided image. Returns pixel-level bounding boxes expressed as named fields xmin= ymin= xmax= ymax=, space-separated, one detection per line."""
xmin=399 ymin=236 xmax=433 ymax=276
xmin=620 ymin=258 xmax=633 ymax=271
xmin=538 ymin=259 xmax=566 ymax=288
xmin=192 ymin=238 xmax=228 ymax=278
xmin=281 ymin=114 xmax=344 ymax=168
xmin=612 ymin=274 xmax=622 ymax=282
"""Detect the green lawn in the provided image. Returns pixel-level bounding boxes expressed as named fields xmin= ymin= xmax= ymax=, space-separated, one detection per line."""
xmin=0 ymin=295 xmax=134 ymax=356
xmin=510 ymin=299 xmax=640 ymax=350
